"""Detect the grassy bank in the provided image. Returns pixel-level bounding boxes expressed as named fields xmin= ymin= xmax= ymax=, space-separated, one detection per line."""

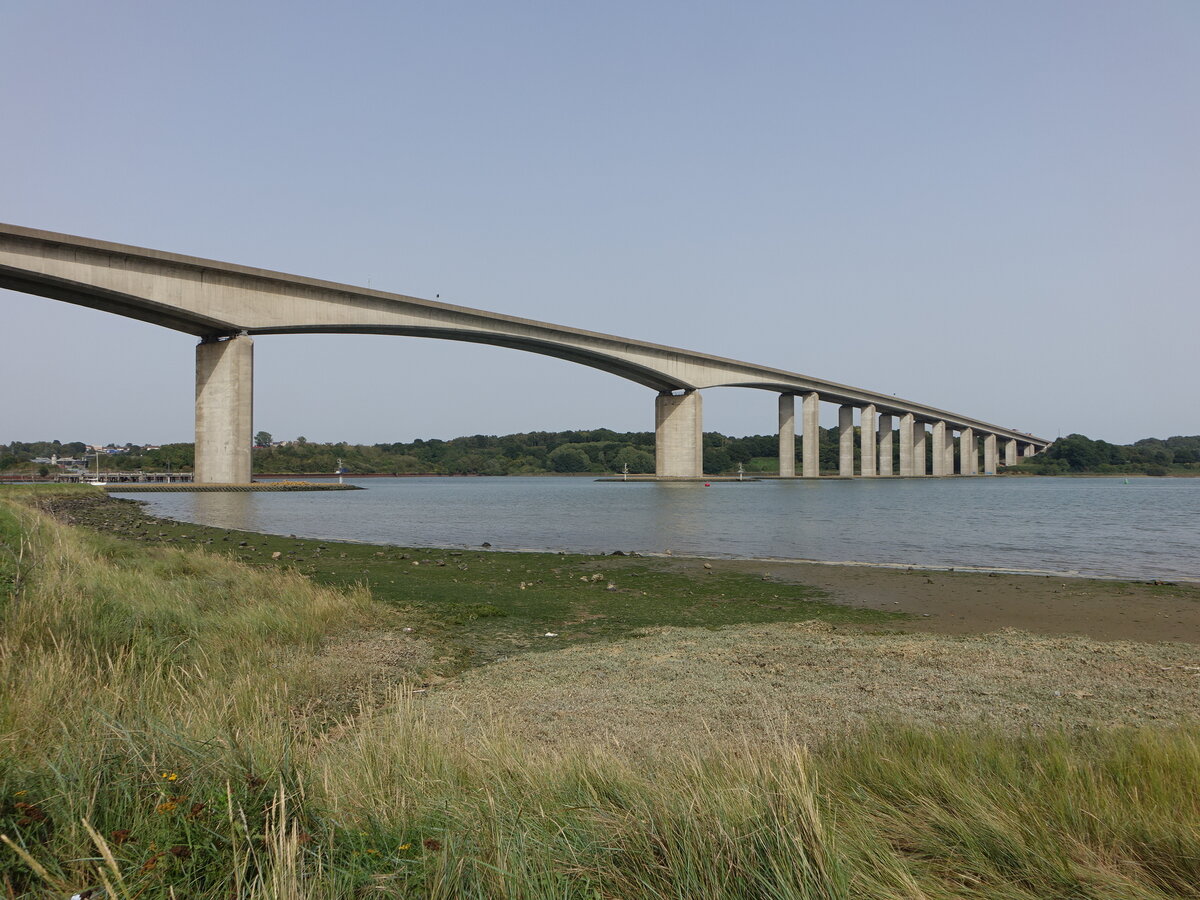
xmin=2 ymin=487 xmax=1199 ymax=898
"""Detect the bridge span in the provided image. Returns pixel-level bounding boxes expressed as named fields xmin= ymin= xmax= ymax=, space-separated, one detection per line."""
xmin=0 ymin=224 xmax=1049 ymax=482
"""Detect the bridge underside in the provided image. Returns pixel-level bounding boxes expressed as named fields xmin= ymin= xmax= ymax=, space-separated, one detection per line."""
xmin=0 ymin=223 xmax=1050 ymax=481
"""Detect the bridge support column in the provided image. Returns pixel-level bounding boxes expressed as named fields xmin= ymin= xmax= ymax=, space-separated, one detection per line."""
xmin=655 ymin=390 xmax=703 ymax=477
xmin=802 ymin=392 xmax=820 ymax=477
xmin=961 ymin=428 xmax=976 ymax=475
xmin=838 ymin=406 xmax=855 ymax=476
xmin=945 ymin=429 xmax=957 ymax=475
xmin=1023 ymin=443 xmax=1037 ymax=458
xmin=878 ymin=414 xmax=894 ymax=476
xmin=931 ymin=421 xmax=947 ymax=476
xmin=861 ymin=404 xmax=877 ymax=476
xmin=899 ymin=414 xmax=914 ymax=476
xmin=1004 ymin=438 xmax=1018 ymax=466
xmin=983 ymin=434 xmax=998 ymax=474
xmin=913 ymin=422 xmax=928 ymax=476
xmin=195 ymin=334 xmax=253 ymax=484
xmin=778 ymin=394 xmax=796 ymax=477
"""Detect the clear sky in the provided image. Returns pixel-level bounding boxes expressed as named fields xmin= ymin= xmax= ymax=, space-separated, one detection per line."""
xmin=2 ymin=1 xmax=1196 ymax=447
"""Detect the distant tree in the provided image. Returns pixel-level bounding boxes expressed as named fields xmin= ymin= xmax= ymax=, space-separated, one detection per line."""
xmin=613 ymin=446 xmax=654 ymax=474
xmin=548 ymin=446 xmax=591 ymax=473
xmin=254 ymin=430 xmax=273 ymax=447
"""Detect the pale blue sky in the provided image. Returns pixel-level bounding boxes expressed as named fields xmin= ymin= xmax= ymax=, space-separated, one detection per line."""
xmin=2 ymin=1 xmax=1196 ymax=446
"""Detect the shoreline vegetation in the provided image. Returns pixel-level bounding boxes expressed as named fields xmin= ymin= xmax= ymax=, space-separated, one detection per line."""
xmin=4 ymin=430 xmax=1200 ymax=478
xmin=2 ymin=486 xmax=1199 ymax=898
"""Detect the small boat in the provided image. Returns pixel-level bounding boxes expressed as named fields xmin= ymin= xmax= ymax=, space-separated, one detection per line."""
xmin=88 ymin=451 xmax=107 ymax=486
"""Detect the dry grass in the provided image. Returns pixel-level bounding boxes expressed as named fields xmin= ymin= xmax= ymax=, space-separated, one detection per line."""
xmin=417 ymin=620 xmax=1200 ymax=752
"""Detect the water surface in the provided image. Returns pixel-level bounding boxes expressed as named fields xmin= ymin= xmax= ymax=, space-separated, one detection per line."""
xmin=116 ymin=476 xmax=1200 ymax=581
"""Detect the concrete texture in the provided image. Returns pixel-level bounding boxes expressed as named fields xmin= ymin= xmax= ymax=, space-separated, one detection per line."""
xmin=932 ymin=421 xmax=947 ymax=477
xmin=912 ymin=421 xmax=928 ymax=476
xmin=195 ymin=335 xmax=253 ymax=484
xmin=1005 ymin=438 xmax=1018 ymax=466
xmin=778 ymin=393 xmax=795 ymax=478
xmin=655 ymin=390 xmax=703 ymax=477
xmin=898 ymin=413 xmax=914 ymax=477
xmin=839 ymin=405 xmax=855 ymax=476
xmin=878 ymin=414 xmax=894 ymax=476
xmin=0 ymin=223 xmax=1049 ymax=448
xmin=961 ymin=427 xmax=976 ymax=476
xmin=860 ymin=404 xmax=877 ymax=477
xmin=984 ymin=433 xmax=998 ymax=474
xmin=802 ymin=392 xmax=820 ymax=477
xmin=944 ymin=429 xmax=956 ymax=476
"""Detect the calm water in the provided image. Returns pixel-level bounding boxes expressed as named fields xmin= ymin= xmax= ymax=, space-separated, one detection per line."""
xmin=115 ymin=477 xmax=1200 ymax=581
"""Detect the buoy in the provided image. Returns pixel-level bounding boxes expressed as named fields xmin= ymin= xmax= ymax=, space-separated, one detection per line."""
xmin=704 ymin=482 xmax=711 ymax=487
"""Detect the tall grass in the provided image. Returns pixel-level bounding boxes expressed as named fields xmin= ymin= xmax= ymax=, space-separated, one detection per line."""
xmin=2 ymin=491 xmax=1198 ymax=898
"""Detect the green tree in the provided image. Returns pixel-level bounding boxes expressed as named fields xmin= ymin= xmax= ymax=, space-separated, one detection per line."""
xmin=254 ymin=431 xmax=273 ymax=447
xmin=548 ymin=446 xmax=591 ymax=473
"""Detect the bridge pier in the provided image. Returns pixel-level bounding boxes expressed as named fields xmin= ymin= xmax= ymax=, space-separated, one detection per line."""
xmin=899 ymin=414 xmax=914 ymax=476
xmin=778 ymin=393 xmax=796 ymax=477
xmin=655 ymin=390 xmax=703 ymax=477
xmin=1005 ymin=438 xmax=1018 ymax=466
xmin=961 ymin=427 xmax=977 ymax=475
xmin=983 ymin=434 xmax=998 ymax=474
xmin=860 ymin=404 xmax=877 ymax=476
xmin=802 ymin=392 xmax=820 ymax=477
xmin=913 ymin=421 xmax=928 ymax=475
xmin=945 ymin=428 xmax=957 ymax=475
xmin=878 ymin=414 xmax=894 ymax=476
xmin=931 ymin=421 xmax=948 ymax=476
xmin=838 ymin=406 xmax=855 ymax=476
xmin=195 ymin=334 xmax=253 ymax=484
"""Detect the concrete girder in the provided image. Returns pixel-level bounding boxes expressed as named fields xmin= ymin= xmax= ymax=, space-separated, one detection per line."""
xmin=0 ymin=224 xmax=1052 ymax=451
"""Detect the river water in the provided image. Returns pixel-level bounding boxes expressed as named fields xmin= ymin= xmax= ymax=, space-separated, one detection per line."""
xmin=114 ymin=476 xmax=1200 ymax=581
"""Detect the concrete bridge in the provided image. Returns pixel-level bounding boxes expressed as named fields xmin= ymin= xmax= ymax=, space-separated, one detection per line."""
xmin=0 ymin=224 xmax=1049 ymax=482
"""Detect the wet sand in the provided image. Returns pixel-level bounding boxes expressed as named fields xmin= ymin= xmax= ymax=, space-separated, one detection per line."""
xmin=652 ymin=556 xmax=1200 ymax=644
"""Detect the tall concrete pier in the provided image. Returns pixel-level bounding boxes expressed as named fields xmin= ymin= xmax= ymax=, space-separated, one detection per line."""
xmin=194 ymin=334 xmax=253 ymax=484
xmin=778 ymin=393 xmax=796 ymax=477
xmin=655 ymin=390 xmax=703 ymax=477
xmin=838 ymin=406 xmax=855 ymax=476
xmin=802 ymin=392 xmax=820 ymax=477
xmin=860 ymin=404 xmax=877 ymax=477
xmin=878 ymin=414 xmax=894 ymax=476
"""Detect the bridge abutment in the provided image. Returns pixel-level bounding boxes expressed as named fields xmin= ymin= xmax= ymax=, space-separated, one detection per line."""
xmin=655 ymin=390 xmax=703 ymax=477
xmin=195 ymin=334 xmax=253 ymax=484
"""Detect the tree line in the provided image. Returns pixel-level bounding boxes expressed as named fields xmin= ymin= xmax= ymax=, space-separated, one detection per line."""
xmin=3 ymin=431 xmax=1198 ymax=477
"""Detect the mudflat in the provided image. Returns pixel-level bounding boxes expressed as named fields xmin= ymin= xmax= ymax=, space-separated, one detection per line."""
xmin=649 ymin=555 xmax=1200 ymax=644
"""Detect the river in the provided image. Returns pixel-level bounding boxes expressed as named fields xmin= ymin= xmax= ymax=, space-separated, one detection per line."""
xmin=114 ymin=476 xmax=1200 ymax=581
